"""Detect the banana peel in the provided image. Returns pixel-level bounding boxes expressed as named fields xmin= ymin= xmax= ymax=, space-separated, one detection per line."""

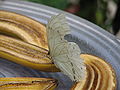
xmin=0 ymin=10 xmax=60 ymax=72
xmin=0 ymin=77 xmax=57 ymax=90
xmin=71 ymin=54 xmax=116 ymax=90
xmin=0 ymin=35 xmax=59 ymax=72
xmin=0 ymin=10 xmax=48 ymax=50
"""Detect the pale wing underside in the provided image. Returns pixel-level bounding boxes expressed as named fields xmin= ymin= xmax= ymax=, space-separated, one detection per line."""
xmin=46 ymin=14 xmax=86 ymax=81
xmin=46 ymin=14 xmax=70 ymax=56
xmin=54 ymin=42 xmax=86 ymax=81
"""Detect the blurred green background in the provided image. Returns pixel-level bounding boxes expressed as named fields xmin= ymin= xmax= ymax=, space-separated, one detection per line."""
xmin=26 ymin=0 xmax=119 ymax=33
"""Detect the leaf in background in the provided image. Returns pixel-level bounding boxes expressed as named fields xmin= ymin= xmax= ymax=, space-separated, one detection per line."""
xmin=96 ymin=9 xmax=104 ymax=25
xmin=27 ymin=0 xmax=69 ymax=10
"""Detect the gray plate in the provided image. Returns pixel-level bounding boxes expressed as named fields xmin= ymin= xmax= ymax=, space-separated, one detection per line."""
xmin=0 ymin=0 xmax=120 ymax=90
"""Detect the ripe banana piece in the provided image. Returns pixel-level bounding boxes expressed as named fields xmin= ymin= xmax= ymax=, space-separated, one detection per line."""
xmin=0 ymin=10 xmax=59 ymax=89
xmin=0 ymin=10 xmax=48 ymax=50
xmin=0 ymin=35 xmax=59 ymax=72
xmin=0 ymin=10 xmax=60 ymax=72
xmin=0 ymin=77 xmax=57 ymax=90
xmin=71 ymin=54 xmax=116 ymax=90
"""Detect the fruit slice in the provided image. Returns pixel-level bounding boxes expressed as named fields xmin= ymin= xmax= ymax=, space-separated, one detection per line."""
xmin=71 ymin=54 xmax=116 ymax=90
xmin=0 ymin=77 xmax=57 ymax=90
xmin=0 ymin=35 xmax=59 ymax=72
xmin=0 ymin=10 xmax=48 ymax=49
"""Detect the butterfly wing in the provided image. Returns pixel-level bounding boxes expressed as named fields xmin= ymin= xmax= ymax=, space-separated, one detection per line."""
xmin=46 ymin=14 xmax=70 ymax=56
xmin=46 ymin=14 xmax=86 ymax=81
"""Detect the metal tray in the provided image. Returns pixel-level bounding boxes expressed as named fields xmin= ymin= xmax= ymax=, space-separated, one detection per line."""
xmin=0 ymin=0 xmax=120 ymax=90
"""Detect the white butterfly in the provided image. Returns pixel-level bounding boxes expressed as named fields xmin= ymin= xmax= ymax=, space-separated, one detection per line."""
xmin=46 ymin=14 xmax=86 ymax=82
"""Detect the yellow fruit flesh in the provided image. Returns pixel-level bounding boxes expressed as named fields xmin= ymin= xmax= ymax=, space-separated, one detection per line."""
xmin=71 ymin=54 xmax=116 ymax=90
xmin=0 ymin=20 xmax=41 ymax=45
xmin=0 ymin=10 xmax=60 ymax=72
xmin=0 ymin=35 xmax=59 ymax=72
xmin=0 ymin=10 xmax=48 ymax=50
xmin=0 ymin=77 xmax=57 ymax=90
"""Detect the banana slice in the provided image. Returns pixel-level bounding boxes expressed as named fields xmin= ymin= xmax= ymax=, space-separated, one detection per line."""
xmin=0 ymin=77 xmax=57 ymax=90
xmin=71 ymin=54 xmax=116 ymax=90
xmin=0 ymin=10 xmax=48 ymax=49
xmin=0 ymin=35 xmax=59 ymax=72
